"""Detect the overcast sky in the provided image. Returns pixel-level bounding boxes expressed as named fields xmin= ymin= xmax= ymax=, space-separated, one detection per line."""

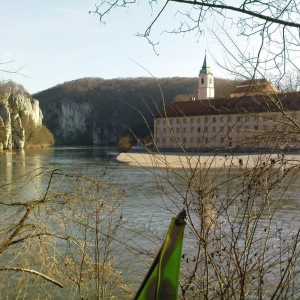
xmin=0 ymin=1 xmax=250 ymax=94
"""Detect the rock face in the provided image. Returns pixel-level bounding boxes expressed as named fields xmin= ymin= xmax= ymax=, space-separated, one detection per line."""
xmin=41 ymin=100 xmax=92 ymax=145
xmin=0 ymin=93 xmax=43 ymax=149
xmin=40 ymin=99 xmax=120 ymax=145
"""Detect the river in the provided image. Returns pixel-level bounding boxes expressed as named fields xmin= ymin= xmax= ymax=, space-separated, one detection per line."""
xmin=1 ymin=146 xmax=300 ymax=298
xmin=0 ymin=146 xmax=181 ymax=298
xmin=0 ymin=146 xmax=188 ymax=222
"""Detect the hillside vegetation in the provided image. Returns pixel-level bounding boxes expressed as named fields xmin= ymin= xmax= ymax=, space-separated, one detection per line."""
xmin=34 ymin=77 xmax=241 ymax=145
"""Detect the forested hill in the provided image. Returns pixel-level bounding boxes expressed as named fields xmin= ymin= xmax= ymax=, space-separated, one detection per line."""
xmin=33 ymin=77 xmax=240 ymax=145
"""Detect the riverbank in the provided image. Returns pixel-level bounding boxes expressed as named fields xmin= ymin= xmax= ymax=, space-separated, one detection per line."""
xmin=114 ymin=151 xmax=299 ymax=169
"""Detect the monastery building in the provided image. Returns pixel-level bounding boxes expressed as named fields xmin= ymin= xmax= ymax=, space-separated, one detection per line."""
xmin=154 ymin=55 xmax=300 ymax=151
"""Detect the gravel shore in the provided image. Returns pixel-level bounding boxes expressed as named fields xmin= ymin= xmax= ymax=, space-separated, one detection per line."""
xmin=114 ymin=151 xmax=298 ymax=169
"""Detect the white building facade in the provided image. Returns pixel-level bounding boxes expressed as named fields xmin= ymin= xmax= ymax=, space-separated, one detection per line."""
xmin=154 ymin=56 xmax=300 ymax=151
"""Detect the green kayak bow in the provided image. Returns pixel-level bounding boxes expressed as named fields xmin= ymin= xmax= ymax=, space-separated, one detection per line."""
xmin=134 ymin=209 xmax=186 ymax=300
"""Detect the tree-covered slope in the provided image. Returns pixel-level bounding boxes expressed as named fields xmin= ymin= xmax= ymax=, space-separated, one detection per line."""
xmin=33 ymin=77 xmax=240 ymax=145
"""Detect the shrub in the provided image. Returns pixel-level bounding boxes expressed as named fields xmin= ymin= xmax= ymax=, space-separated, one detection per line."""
xmin=117 ymin=136 xmax=132 ymax=152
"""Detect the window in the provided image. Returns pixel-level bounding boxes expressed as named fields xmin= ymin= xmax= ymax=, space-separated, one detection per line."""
xmin=197 ymin=127 xmax=201 ymax=132
xmin=163 ymin=138 xmax=166 ymax=143
xmin=254 ymin=116 xmax=259 ymax=121
xmin=221 ymin=137 xmax=224 ymax=143
xmin=156 ymin=120 xmax=160 ymax=125
xmin=183 ymin=118 xmax=186 ymax=124
xmin=205 ymin=138 xmax=208 ymax=143
xmin=245 ymin=116 xmax=250 ymax=122
xmin=263 ymin=125 xmax=267 ymax=131
xmin=197 ymin=118 xmax=201 ymax=124
xmin=238 ymin=116 xmax=242 ymax=123
xmin=220 ymin=117 xmax=224 ymax=123
xmin=183 ymin=137 xmax=187 ymax=143
xmin=163 ymin=120 xmax=166 ymax=125
xmin=201 ymin=78 xmax=204 ymax=84
xmin=190 ymin=118 xmax=194 ymax=124
xmin=183 ymin=127 xmax=186 ymax=133
xmin=190 ymin=127 xmax=194 ymax=133
xmin=213 ymin=127 xmax=216 ymax=133
xmin=176 ymin=119 xmax=180 ymax=124
xmin=220 ymin=126 xmax=224 ymax=132
xmin=176 ymin=128 xmax=180 ymax=133
xmin=190 ymin=137 xmax=194 ymax=143
xmin=205 ymin=117 xmax=209 ymax=123
xmin=213 ymin=117 xmax=216 ymax=123
xmin=163 ymin=128 xmax=166 ymax=133
xmin=228 ymin=116 xmax=232 ymax=122
xmin=237 ymin=125 xmax=241 ymax=131
xmin=205 ymin=127 xmax=208 ymax=132
xmin=254 ymin=126 xmax=258 ymax=130
xmin=198 ymin=137 xmax=201 ymax=143
xmin=170 ymin=119 xmax=173 ymax=124
xmin=170 ymin=137 xmax=173 ymax=142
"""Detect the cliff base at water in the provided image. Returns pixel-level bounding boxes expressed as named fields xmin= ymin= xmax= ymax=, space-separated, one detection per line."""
xmin=0 ymin=81 xmax=54 ymax=150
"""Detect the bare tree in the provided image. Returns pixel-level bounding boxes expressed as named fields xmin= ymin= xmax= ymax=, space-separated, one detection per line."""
xmin=0 ymin=167 xmax=136 ymax=299
xmin=0 ymin=55 xmax=25 ymax=77
xmin=276 ymin=71 xmax=300 ymax=92
xmin=92 ymin=0 xmax=300 ymax=81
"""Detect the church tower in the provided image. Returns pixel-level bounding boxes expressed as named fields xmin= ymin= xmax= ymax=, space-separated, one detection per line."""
xmin=198 ymin=53 xmax=214 ymax=100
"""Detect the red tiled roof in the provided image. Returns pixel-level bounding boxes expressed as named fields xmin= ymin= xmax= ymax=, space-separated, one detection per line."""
xmin=155 ymin=92 xmax=300 ymax=118
xmin=230 ymin=78 xmax=279 ymax=96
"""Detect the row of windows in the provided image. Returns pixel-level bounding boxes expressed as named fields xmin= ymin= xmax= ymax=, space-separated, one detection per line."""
xmin=156 ymin=114 xmax=298 ymax=126
xmin=157 ymin=136 xmax=233 ymax=144
xmin=157 ymin=124 xmax=282 ymax=134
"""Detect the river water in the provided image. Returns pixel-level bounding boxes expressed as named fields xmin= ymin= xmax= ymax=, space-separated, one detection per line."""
xmin=0 ymin=146 xmax=180 ymax=298
xmin=0 ymin=146 xmax=187 ymax=220
xmin=2 ymin=146 xmax=300 ymax=221
xmin=1 ymin=146 xmax=300 ymax=298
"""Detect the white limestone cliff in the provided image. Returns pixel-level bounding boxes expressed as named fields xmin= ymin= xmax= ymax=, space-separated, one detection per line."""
xmin=41 ymin=99 xmax=119 ymax=145
xmin=0 ymin=93 xmax=43 ymax=149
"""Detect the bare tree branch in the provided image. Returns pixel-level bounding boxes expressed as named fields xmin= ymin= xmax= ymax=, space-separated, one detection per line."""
xmin=92 ymin=0 xmax=300 ymax=78
xmin=170 ymin=0 xmax=300 ymax=29
xmin=0 ymin=267 xmax=63 ymax=288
